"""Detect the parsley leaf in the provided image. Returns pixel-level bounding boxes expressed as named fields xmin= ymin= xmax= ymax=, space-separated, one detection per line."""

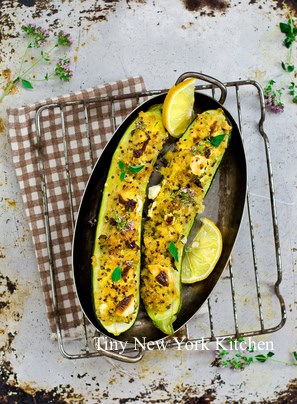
xmin=111 ymin=266 xmax=121 ymax=282
xmin=168 ymin=241 xmax=179 ymax=262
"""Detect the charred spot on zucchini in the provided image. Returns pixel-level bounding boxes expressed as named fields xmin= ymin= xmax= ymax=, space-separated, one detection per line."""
xmin=141 ymin=108 xmax=232 ymax=335
xmin=92 ymin=105 xmax=169 ymax=336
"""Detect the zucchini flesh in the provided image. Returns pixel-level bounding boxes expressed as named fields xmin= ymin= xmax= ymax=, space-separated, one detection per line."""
xmin=92 ymin=105 xmax=168 ymax=336
xmin=141 ymin=108 xmax=232 ymax=335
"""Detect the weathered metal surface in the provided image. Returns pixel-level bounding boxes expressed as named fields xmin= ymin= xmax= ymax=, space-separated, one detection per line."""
xmin=0 ymin=0 xmax=296 ymax=402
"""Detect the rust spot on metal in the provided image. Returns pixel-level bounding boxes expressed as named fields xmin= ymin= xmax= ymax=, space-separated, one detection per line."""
xmin=0 ymin=118 xmax=5 ymax=134
xmin=249 ymin=0 xmax=297 ymax=13
xmin=273 ymin=379 xmax=297 ymax=403
xmin=0 ymin=10 xmax=18 ymax=44
xmin=182 ymin=0 xmax=230 ymax=13
xmin=0 ymin=273 xmax=17 ymax=297
xmin=4 ymin=198 xmax=16 ymax=209
xmin=78 ymin=0 xmax=121 ymax=24
xmin=18 ymin=0 xmax=36 ymax=6
xmin=0 ymin=360 xmax=84 ymax=403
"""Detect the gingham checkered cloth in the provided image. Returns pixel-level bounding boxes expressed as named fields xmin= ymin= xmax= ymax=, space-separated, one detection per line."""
xmin=7 ymin=76 xmax=146 ymax=336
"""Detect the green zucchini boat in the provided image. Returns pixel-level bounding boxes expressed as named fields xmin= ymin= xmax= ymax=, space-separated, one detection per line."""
xmin=141 ymin=108 xmax=232 ymax=335
xmin=92 ymin=105 xmax=168 ymax=336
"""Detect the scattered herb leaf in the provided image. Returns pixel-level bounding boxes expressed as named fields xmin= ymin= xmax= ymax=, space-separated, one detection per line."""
xmin=168 ymin=241 xmax=179 ymax=262
xmin=111 ymin=266 xmax=121 ymax=282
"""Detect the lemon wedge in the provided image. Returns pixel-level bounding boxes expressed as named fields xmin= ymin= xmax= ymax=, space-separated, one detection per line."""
xmin=162 ymin=77 xmax=196 ymax=137
xmin=181 ymin=218 xmax=223 ymax=284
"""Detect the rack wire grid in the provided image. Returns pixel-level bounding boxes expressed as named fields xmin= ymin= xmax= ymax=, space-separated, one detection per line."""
xmin=35 ymin=80 xmax=286 ymax=362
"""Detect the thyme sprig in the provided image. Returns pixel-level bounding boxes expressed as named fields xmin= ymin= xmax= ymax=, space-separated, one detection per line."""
xmin=264 ymin=14 xmax=297 ymax=112
xmin=212 ymin=338 xmax=297 ymax=370
xmin=0 ymin=25 xmax=73 ymax=103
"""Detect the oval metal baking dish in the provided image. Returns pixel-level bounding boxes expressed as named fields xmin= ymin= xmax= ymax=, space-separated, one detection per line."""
xmin=72 ymin=72 xmax=247 ymax=343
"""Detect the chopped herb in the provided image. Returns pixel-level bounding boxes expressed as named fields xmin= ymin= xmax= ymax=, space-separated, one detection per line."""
xmin=190 ymin=145 xmax=204 ymax=155
xmin=210 ymin=134 xmax=225 ymax=147
xmin=120 ymin=170 xmax=126 ymax=181
xmin=128 ymin=164 xmax=144 ymax=173
xmin=292 ymin=351 xmax=297 ymax=361
xmin=119 ymin=161 xmax=126 ymax=181
xmin=112 ymin=212 xmax=134 ymax=233
xmin=168 ymin=241 xmax=179 ymax=262
xmin=177 ymin=187 xmax=195 ymax=205
xmin=118 ymin=161 xmax=144 ymax=179
xmin=118 ymin=161 xmax=125 ymax=170
xmin=111 ymin=266 xmax=121 ymax=282
xmin=135 ymin=120 xmax=146 ymax=129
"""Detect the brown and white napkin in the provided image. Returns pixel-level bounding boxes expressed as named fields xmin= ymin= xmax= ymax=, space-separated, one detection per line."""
xmin=7 ymin=76 xmax=146 ymax=337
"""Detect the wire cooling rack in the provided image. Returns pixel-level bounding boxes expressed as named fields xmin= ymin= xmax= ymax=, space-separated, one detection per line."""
xmin=35 ymin=80 xmax=286 ymax=362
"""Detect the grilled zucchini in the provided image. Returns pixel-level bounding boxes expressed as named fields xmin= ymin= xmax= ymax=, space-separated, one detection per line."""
xmin=92 ymin=105 xmax=168 ymax=336
xmin=141 ymin=108 xmax=232 ymax=335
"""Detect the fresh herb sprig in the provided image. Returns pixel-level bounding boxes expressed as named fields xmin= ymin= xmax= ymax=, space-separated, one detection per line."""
xmin=111 ymin=212 xmax=134 ymax=233
xmin=212 ymin=338 xmax=297 ymax=370
xmin=0 ymin=25 xmax=73 ymax=103
xmin=264 ymin=14 xmax=297 ymax=112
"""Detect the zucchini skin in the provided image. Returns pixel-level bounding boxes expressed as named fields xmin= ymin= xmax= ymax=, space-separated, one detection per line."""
xmin=141 ymin=108 xmax=232 ymax=335
xmin=92 ymin=105 xmax=168 ymax=336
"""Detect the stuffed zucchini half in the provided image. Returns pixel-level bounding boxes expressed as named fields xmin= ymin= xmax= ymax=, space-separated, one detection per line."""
xmin=141 ymin=108 xmax=232 ymax=335
xmin=92 ymin=105 xmax=168 ymax=336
